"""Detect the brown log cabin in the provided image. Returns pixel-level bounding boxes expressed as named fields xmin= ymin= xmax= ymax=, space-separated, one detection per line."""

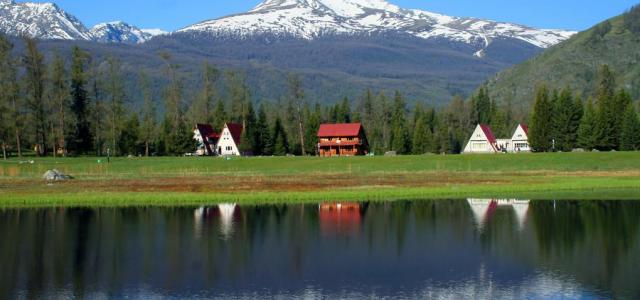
xmin=317 ymin=123 xmax=369 ymax=157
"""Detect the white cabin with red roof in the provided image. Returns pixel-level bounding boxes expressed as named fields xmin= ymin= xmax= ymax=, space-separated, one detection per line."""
xmin=216 ymin=123 xmax=243 ymax=156
xmin=463 ymin=124 xmax=530 ymax=154
xmin=509 ymin=124 xmax=530 ymax=152
xmin=193 ymin=124 xmax=220 ymax=156
xmin=317 ymin=123 xmax=368 ymax=157
xmin=463 ymin=124 xmax=498 ymax=153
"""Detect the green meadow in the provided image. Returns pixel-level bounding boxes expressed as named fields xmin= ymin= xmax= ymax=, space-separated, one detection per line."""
xmin=1 ymin=152 xmax=640 ymax=207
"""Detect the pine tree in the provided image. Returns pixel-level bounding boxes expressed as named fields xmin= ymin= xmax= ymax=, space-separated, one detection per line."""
xmin=239 ymin=101 xmax=257 ymax=155
xmin=304 ymin=104 xmax=321 ymax=155
xmin=49 ymin=54 xmax=69 ymax=156
xmin=69 ymin=46 xmax=93 ymax=154
xmin=613 ymin=89 xmax=632 ymax=147
xmin=212 ymin=100 xmax=228 ymax=131
xmin=23 ymin=38 xmax=48 ymax=155
xmin=139 ymin=71 xmax=156 ymax=157
xmin=194 ymin=62 xmax=220 ymax=124
xmin=118 ymin=112 xmax=140 ymax=155
xmin=595 ymin=65 xmax=617 ymax=150
xmin=256 ymin=104 xmax=272 ymax=156
xmin=552 ymin=88 xmax=581 ymax=152
xmin=159 ymin=52 xmax=187 ymax=155
xmin=577 ymin=98 xmax=600 ymax=151
xmin=389 ymin=91 xmax=410 ymax=154
xmin=271 ymin=116 xmax=288 ymax=156
xmin=412 ymin=114 xmax=432 ymax=154
xmin=105 ymin=57 xmax=126 ymax=155
xmin=338 ymin=97 xmax=351 ymax=123
xmin=620 ymin=104 xmax=640 ymax=151
xmin=89 ymin=65 xmax=105 ymax=155
xmin=472 ymin=86 xmax=492 ymax=125
xmin=287 ymin=74 xmax=306 ymax=155
xmin=529 ymin=85 xmax=554 ymax=152
xmin=0 ymin=34 xmax=20 ymax=158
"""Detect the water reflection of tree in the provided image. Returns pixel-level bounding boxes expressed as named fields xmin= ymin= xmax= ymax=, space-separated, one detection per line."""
xmin=529 ymin=200 xmax=640 ymax=298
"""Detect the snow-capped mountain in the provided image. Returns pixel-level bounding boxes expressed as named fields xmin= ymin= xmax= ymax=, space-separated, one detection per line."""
xmin=179 ymin=0 xmax=575 ymax=52
xmin=0 ymin=0 xmax=164 ymax=43
xmin=0 ymin=0 xmax=91 ymax=40
xmin=90 ymin=21 xmax=167 ymax=44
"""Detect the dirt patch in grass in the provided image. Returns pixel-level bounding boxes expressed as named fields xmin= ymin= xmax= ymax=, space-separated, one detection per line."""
xmin=2 ymin=173 xmax=511 ymax=194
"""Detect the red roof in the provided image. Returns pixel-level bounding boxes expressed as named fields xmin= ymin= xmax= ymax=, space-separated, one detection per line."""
xmin=196 ymin=124 xmax=216 ymax=138
xmin=520 ymin=124 xmax=529 ymax=136
xmin=226 ymin=123 xmax=243 ymax=145
xmin=317 ymin=123 xmax=362 ymax=138
xmin=479 ymin=124 xmax=497 ymax=145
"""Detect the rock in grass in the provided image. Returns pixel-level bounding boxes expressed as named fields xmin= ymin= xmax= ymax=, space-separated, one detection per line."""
xmin=43 ymin=169 xmax=73 ymax=181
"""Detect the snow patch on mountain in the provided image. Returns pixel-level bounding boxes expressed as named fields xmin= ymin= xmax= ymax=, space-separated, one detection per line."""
xmin=0 ymin=0 xmax=91 ymax=40
xmin=90 ymin=21 xmax=166 ymax=44
xmin=180 ymin=0 xmax=576 ymax=50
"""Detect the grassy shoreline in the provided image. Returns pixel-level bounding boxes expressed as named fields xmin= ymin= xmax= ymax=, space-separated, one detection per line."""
xmin=2 ymin=152 xmax=640 ymax=207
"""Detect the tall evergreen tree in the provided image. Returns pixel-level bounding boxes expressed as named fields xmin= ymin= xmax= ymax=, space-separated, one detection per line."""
xmin=118 ymin=112 xmax=141 ymax=155
xmin=23 ymin=38 xmax=48 ymax=155
xmin=212 ymin=100 xmax=228 ymax=131
xmin=105 ymin=57 xmax=126 ymax=155
xmin=337 ymin=96 xmax=351 ymax=123
xmin=304 ymin=104 xmax=321 ymax=155
xmin=577 ymin=98 xmax=600 ymax=151
xmin=160 ymin=52 xmax=188 ymax=155
xmin=69 ymin=46 xmax=93 ymax=154
xmin=0 ymin=34 xmax=20 ymax=158
xmin=287 ymin=74 xmax=306 ymax=155
xmin=552 ymin=88 xmax=582 ymax=151
xmin=49 ymin=54 xmax=70 ymax=156
xmin=256 ymin=104 xmax=272 ymax=156
xmin=239 ymin=100 xmax=257 ymax=155
xmin=595 ymin=65 xmax=617 ymax=150
xmin=412 ymin=113 xmax=432 ymax=155
xmin=139 ymin=71 xmax=156 ymax=156
xmin=529 ymin=85 xmax=554 ymax=152
xmin=193 ymin=62 xmax=220 ymax=124
xmin=389 ymin=91 xmax=410 ymax=154
xmin=271 ymin=116 xmax=289 ymax=156
xmin=620 ymin=103 xmax=640 ymax=151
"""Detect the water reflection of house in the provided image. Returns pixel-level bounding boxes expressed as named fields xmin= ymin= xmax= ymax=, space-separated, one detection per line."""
xmin=467 ymin=199 xmax=530 ymax=230
xmin=319 ymin=203 xmax=364 ymax=235
xmin=194 ymin=203 xmax=239 ymax=239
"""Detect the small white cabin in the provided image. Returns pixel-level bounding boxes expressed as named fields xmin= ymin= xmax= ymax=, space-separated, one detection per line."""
xmin=463 ymin=124 xmax=497 ymax=154
xmin=509 ymin=124 xmax=530 ymax=152
xmin=216 ymin=123 xmax=243 ymax=156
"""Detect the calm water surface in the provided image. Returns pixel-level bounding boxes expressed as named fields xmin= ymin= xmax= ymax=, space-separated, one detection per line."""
xmin=1 ymin=199 xmax=640 ymax=299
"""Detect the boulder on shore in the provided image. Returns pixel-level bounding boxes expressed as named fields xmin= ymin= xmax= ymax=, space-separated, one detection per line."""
xmin=43 ymin=169 xmax=73 ymax=181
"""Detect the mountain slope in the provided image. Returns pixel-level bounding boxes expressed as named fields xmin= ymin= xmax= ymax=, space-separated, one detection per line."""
xmin=179 ymin=0 xmax=574 ymax=53
xmin=0 ymin=0 xmax=163 ymax=43
xmin=90 ymin=21 xmax=166 ymax=44
xmin=0 ymin=0 xmax=91 ymax=40
xmin=486 ymin=5 xmax=640 ymax=106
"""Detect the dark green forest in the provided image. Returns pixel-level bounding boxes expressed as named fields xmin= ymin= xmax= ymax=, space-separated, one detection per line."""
xmin=0 ymin=33 xmax=638 ymax=158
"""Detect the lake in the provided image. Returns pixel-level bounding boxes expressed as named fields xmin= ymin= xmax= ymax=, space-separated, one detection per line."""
xmin=1 ymin=199 xmax=639 ymax=299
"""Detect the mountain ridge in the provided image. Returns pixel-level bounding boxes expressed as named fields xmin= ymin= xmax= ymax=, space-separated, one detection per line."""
xmin=485 ymin=5 xmax=640 ymax=108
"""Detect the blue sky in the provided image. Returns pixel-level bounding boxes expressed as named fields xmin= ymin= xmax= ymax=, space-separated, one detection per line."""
xmin=28 ymin=0 xmax=639 ymax=32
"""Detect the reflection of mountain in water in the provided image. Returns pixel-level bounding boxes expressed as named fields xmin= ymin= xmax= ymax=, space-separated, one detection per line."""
xmin=467 ymin=199 xmax=530 ymax=230
xmin=1 ymin=200 xmax=640 ymax=299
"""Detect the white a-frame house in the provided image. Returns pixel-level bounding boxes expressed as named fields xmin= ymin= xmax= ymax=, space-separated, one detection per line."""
xmin=463 ymin=124 xmax=498 ymax=153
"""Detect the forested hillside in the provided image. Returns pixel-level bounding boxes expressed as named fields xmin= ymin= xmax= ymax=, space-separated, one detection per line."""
xmin=486 ymin=5 xmax=640 ymax=108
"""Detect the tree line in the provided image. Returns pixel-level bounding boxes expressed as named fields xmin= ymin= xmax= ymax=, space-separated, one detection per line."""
xmin=529 ymin=65 xmax=640 ymax=152
xmin=1 ymin=34 xmax=638 ymax=159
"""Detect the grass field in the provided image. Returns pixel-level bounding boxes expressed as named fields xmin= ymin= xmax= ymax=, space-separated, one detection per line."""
xmin=1 ymin=152 xmax=640 ymax=207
